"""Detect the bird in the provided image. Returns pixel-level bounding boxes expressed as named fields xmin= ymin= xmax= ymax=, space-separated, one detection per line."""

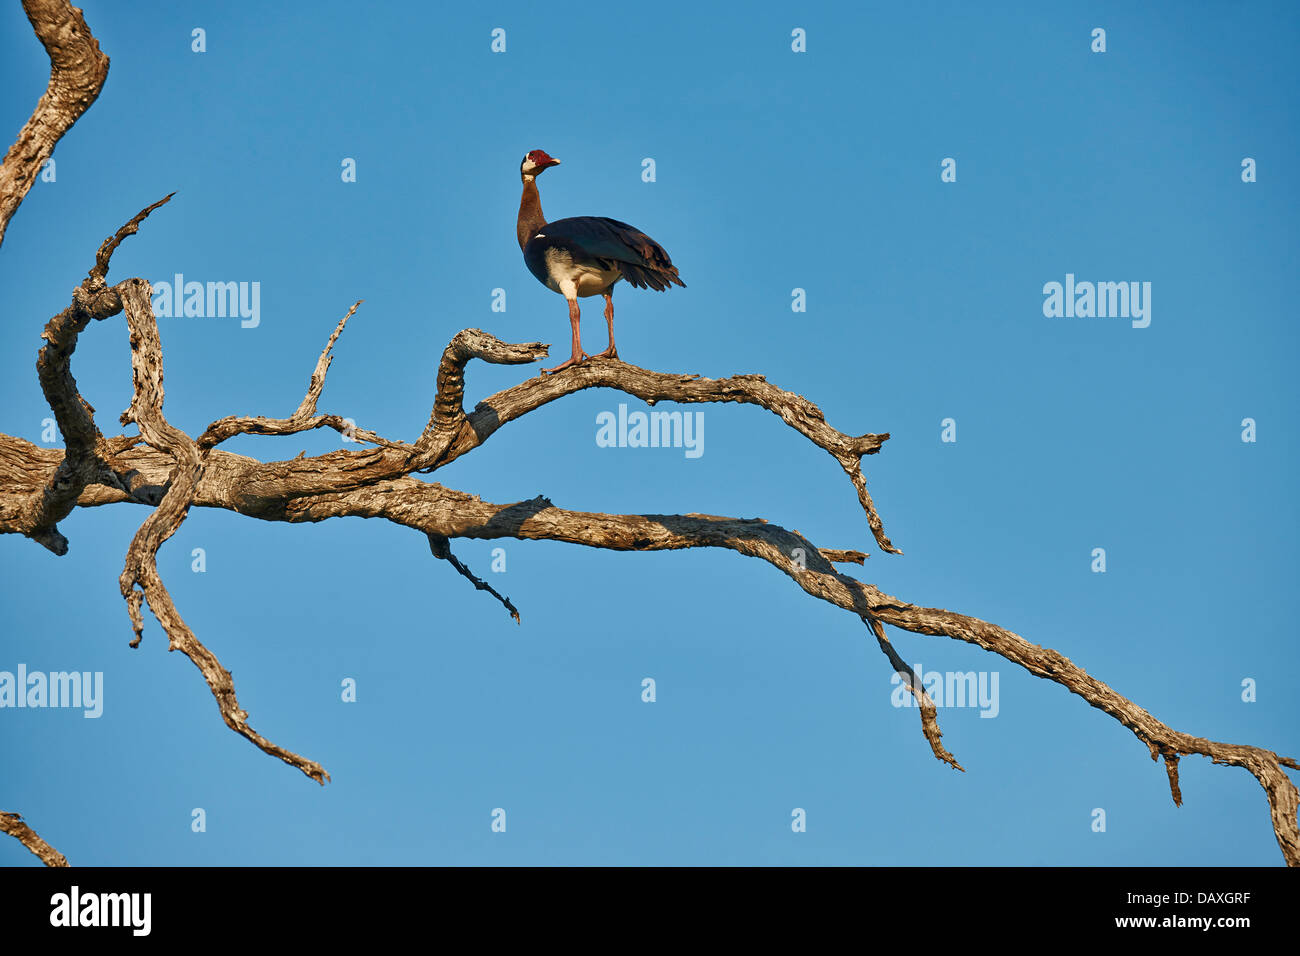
xmin=516 ymin=149 xmax=685 ymax=374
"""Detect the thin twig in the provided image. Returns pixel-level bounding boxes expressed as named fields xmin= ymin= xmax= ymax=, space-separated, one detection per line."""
xmin=428 ymin=533 xmax=520 ymax=623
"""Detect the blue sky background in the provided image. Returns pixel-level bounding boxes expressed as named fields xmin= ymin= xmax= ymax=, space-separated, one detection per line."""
xmin=1 ymin=1 xmax=1296 ymax=865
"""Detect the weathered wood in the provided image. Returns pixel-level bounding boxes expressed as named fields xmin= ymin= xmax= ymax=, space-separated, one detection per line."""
xmin=0 ymin=0 xmax=1294 ymax=870
xmin=0 ymin=0 xmax=109 ymax=249
xmin=0 ymin=812 xmax=68 ymax=867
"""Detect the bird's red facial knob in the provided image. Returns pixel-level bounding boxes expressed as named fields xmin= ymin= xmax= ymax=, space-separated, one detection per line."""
xmin=521 ymin=149 xmax=561 ymax=177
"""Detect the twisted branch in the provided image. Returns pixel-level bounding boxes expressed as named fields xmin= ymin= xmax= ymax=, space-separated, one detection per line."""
xmin=0 ymin=4 xmax=1292 ymax=864
xmin=19 ymin=194 xmax=174 ymax=554
xmin=414 ymin=329 xmax=896 ymax=553
xmin=0 ymin=0 xmax=109 ymax=248
xmin=113 ymin=280 xmax=330 ymax=784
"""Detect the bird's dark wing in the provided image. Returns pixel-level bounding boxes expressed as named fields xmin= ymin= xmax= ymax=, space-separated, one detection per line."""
xmin=541 ymin=216 xmax=686 ymax=291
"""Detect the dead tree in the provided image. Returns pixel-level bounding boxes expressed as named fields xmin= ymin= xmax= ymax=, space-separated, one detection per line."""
xmin=1 ymin=0 xmax=1296 ymax=866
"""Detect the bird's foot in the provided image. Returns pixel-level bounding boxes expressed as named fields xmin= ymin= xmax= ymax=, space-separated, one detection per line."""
xmin=590 ymin=346 xmax=619 ymax=361
xmin=542 ymin=350 xmax=590 ymax=374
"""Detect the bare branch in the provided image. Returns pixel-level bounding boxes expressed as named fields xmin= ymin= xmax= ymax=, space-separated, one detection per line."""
xmin=269 ymin=478 xmax=1296 ymax=862
xmin=417 ymin=346 xmax=896 ymax=553
xmin=82 ymin=328 xmax=895 ymax=546
xmin=863 ymin=613 xmax=963 ymax=771
xmin=819 ymin=548 xmax=868 ymax=565
xmin=116 ymin=278 xmax=204 ymax=636
xmin=196 ymin=300 xmax=408 ymax=452
xmin=423 ymin=328 xmax=549 ymax=443
xmin=1164 ymin=753 xmax=1183 ymax=807
xmin=293 ymin=300 xmax=361 ymax=417
xmin=115 ymin=280 xmax=329 ymax=784
xmin=89 ymin=191 xmax=175 ymax=283
xmin=19 ymin=195 xmax=175 ymax=554
xmin=0 ymin=0 xmax=110 ymax=248
xmin=428 ymin=532 xmax=520 ymax=623
xmin=0 ymin=811 xmax=69 ymax=867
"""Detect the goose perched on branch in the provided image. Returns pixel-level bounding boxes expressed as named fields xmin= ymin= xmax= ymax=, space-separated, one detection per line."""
xmin=516 ymin=149 xmax=685 ymax=374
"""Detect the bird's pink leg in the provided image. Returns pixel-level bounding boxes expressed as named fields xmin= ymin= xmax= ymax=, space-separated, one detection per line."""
xmin=591 ymin=292 xmax=619 ymax=360
xmin=543 ymin=298 xmax=589 ymax=374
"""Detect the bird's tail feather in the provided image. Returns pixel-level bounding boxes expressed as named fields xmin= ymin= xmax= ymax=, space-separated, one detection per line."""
xmin=618 ymin=261 xmax=686 ymax=291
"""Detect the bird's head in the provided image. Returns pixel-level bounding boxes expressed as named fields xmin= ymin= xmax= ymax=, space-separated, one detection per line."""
xmin=520 ymin=149 xmax=561 ymax=181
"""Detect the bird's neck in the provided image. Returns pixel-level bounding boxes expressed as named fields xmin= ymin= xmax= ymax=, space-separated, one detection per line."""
xmin=517 ymin=177 xmax=547 ymax=250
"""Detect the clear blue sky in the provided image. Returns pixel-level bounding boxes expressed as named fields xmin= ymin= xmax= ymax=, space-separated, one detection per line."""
xmin=1 ymin=1 xmax=1296 ymax=865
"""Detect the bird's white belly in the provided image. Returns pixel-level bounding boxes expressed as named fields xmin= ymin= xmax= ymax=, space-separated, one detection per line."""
xmin=543 ymin=247 xmax=621 ymax=298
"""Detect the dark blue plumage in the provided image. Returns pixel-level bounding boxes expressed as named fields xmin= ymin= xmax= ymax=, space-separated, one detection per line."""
xmin=523 ymin=216 xmax=685 ymax=295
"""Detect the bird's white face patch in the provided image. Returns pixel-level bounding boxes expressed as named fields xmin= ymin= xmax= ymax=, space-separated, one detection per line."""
xmin=521 ymin=157 xmax=538 ymax=174
xmin=535 ymin=233 xmax=545 ymax=238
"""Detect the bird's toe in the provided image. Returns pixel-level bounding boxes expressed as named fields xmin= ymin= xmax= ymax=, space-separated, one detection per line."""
xmin=542 ymin=351 xmax=591 ymax=374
